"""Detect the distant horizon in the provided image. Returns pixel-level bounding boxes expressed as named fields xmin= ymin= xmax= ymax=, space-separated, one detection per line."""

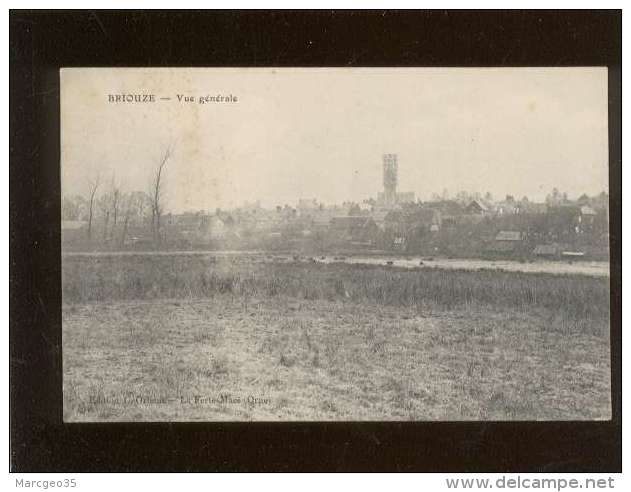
xmin=63 ymin=186 xmax=609 ymax=219
xmin=61 ymin=68 xmax=609 ymax=213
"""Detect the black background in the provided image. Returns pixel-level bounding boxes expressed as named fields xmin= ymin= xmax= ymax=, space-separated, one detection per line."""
xmin=9 ymin=10 xmax=622 ymax=472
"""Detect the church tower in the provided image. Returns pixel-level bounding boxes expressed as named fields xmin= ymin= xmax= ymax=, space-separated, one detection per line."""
xmin=382 ymin=153 xmax=398 ymax=207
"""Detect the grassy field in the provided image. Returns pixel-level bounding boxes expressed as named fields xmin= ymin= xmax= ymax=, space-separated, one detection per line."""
xmin=62 ymin=255 xmax=611 ymax=421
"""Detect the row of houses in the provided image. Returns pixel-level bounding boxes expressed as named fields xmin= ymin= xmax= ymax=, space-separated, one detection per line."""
xmin=62 ymin=197 xmax=609 ymax=258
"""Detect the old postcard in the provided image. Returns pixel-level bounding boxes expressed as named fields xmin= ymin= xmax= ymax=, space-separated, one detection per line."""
xmin=61 ymin=67 xmax=610 ymax=422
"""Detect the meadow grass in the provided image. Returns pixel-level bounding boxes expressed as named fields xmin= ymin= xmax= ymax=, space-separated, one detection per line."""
xmin=62 ymin=255 xmax=609 ymax=331
xmin=63 ymin=295 xmax=611 ymax=421
xmin=62 ymin=254 xmax=611 ymax=421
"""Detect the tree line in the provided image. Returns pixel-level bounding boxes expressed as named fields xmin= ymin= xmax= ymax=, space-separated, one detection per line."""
xmin=63 ymin=146 xmax=172 ymax=247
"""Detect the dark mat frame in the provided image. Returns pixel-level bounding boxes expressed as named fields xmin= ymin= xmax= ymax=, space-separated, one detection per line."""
xmin=9 ymin=10 xmax=621 ymax=472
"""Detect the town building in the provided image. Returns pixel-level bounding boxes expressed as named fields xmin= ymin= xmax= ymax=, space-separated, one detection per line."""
xmin=375 ymin=154 xmax=415 ymax=208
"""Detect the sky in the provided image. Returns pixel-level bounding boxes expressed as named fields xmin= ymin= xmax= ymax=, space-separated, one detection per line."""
xmin=61 ymin=67 xmax=609 ymax=213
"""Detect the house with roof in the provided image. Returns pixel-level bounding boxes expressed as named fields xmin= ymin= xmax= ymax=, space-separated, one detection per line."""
xmin=485 ymin=230 xmax=523 ymax=255
xmin=578 ymin=205 xmax=598 ymax=232
xmin=465 ymin=199 xmax=490 ymax=215
xmin=423 ymin=200 xmax=464 ymax=227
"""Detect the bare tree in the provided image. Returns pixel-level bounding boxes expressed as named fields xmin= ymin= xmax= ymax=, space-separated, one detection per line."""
xmin=111 ymin=175 xmax=120 ymax=228
xmin=150 ymin=145 xmax=172 ymax=246
xmin=119 ymin=192 xmax=132 ymax=248
xmin=97 ymin=193 xmax=111 ymax=242
xmin=129 ymin=190 xmax=151 ymax=227
xmin=117 ymin=191 xmax=151 ymax=248
xmin=86 ymin=175 xmax=100 ymax=240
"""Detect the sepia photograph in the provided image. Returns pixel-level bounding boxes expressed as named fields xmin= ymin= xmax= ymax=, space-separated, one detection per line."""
xmin=60 ymin=67 xmax=611 ymax=422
